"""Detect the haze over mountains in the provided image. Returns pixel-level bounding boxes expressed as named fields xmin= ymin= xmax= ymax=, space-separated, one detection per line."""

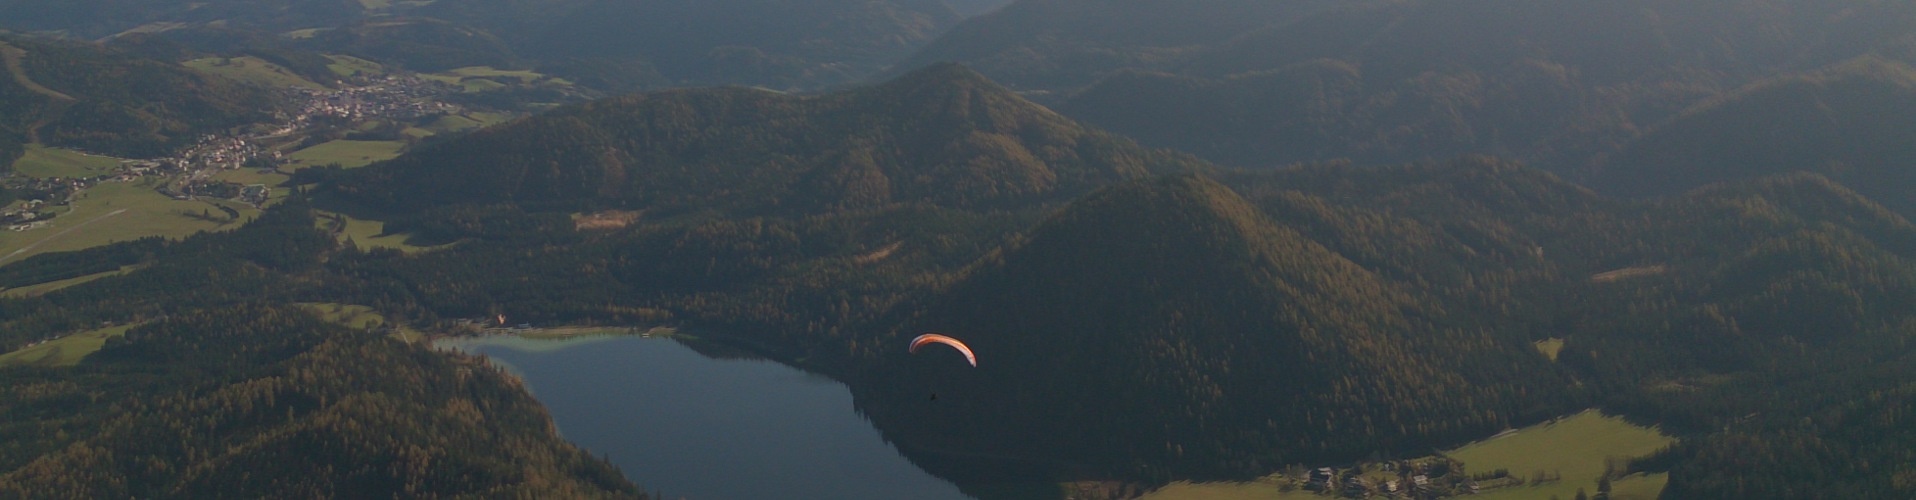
xmin=903 ymin=0 xmax=1916 ymax=210
xmin=0 ymin=0 xmax=1914 ymax=498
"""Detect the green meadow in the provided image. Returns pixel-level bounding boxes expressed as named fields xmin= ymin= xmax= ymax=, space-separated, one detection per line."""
xmin=0 ymin=264 xmax=139 ymax=298
xmin=316 ymin=212 xmax=439 ymax=253
xmin=324 ymin=54 xmax=384 ymax=77
xmin=285 ymin=140 xmax=405 ymax=169
xmin=0 ymin=324 xmax=135 ymax=367
xmin=1535 ymin=338 xmax=1566 ymax=361
xmin=1445 ymin=410 xmax=1674 ymax=500
xmin=184 ymin=56 xmax=328 ymax=90
xmin=10 ymin=145 xmax=121 ymax=178
xmin=300 ymin=303 xmax=424 ymax=342
xmin=0 ymin=181 xmax=258 ymax=265
xmin=1140 ymin=410 xmax=1673 ymax=500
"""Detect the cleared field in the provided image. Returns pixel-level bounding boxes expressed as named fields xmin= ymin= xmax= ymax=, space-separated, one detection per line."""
xmin=324 ymin=54 xmax=384 ymax=77
xmin=421 ymin=112 xmax=509 ymax=135
xmin=10 ymin=145 xmax=121 ymax=178
xmin=0 ymin=264 xmax=138 ymax=298
xmin=301 ymin=303 xmax=424 ymax=342
xmin=317 ymin=212 xmax=438 ymax=253
xmin=1445 ymin=410 xmax=1674 ymax=500
xmin=0 ymin=181 xmax=258 ymax=265
xmin=283 ymin=28 xmax=326 ymax=39
xmin=1535 ymin=338 xmax=1566 ymax=361
xmin=285 ymin=140 xmax=405 ymax=169
xmin=184 ymin=56 xmax=328 ymax=90
xmin=0 ymin=324 xmax=134 ymax=367
xmin=211 ymin=168 xmax=289 ymax=188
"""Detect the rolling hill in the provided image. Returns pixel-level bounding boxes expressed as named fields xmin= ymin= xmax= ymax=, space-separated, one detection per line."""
xmin=1595 ymin=58 xmax=1916 ymax=215
xmin=857 ymin=173 xmax=1576 ymax=480
xmin=901 ymin=0 xmax=1916 ymax=179
xmin=0 ymin=35 xmax=284 ymax=162
xmin=333 ymin=63 xmax=1207 ymax=214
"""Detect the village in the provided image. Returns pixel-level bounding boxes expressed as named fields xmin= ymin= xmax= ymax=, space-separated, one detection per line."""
xmin=2 ymin=74 xmax=466 ymax=232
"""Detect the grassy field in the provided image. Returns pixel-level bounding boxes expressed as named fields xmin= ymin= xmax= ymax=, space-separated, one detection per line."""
xmin=0 ymin=181 xmax=258 ymax=265
xmin=301 ymin=303 xmax=424 ymax=342
xmin=183 ymin=56 xmax=328 ymax=90
xmin=10 ymin=145 xmax=121 ymax=178
xmin=1139 ymin=480 xmax=1318 ymax=500
xmin=317 ymin=212 xmax=438 ymax=253
xmin=0 ymin=264 xmax=138 ymax=298
xmin=0 ymin=324 xmax=134 ymax=367
xmin=1535 ymin=338 xmax=1566 ymax=361
xmin=324 ymin=54 xmax=384 ymax=77
xmin=1445 ymin=410 xmax=1674 ymax=500
xmin=285 ymin=140 xmax=405 ymax=169
xmin=1139 ymin=410 xmax=1673 ymax=500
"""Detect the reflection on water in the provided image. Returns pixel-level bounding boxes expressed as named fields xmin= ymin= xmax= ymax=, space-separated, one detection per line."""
xmin=437 ymin=334 xmax=973 ymax=500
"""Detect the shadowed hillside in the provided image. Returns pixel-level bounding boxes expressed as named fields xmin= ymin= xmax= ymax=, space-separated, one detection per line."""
xmin=1596 ymin=58 xmax=1916 ymax=215
xmin=334 ymin=64 xmax=1206 ymax=215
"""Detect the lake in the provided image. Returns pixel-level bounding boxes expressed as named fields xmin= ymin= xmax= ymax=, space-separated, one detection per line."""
xmin=436 ymin=333 xmax=974 ymax=500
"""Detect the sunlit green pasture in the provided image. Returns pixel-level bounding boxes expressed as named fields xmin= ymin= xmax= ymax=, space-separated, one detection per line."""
xmin=0 ymin=181 xmax=257 ymax=265
xmin=10 ymin=145 xmax=120 ymax=178
xmin=0 ymin=324 xmax=135 ymax=367
xmin=184 ymin=56 xmax=328 ymax=90
xmin=284 ymin=140 xmax=405 ymax=169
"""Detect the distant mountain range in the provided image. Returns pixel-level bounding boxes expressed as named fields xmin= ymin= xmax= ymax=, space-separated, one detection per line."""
xmin=334 ymin=64 xmax=1207 ymax=214
xmin=0 ymin=35 xmax=283 ymax=163
xmin=897 ymin=0 xmax=1916 ymax=213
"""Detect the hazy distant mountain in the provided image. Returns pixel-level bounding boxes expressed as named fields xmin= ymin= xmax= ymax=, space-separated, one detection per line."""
xmin=1596 ymin=58 xmax=1916 ymax=215
xmin=940 ymin=0 xmax=1011 ymax=17
xmin=909 ymin=0 xmax=1916 ymax=178
xmin=337 ymin=64 xmax=1206 ymax=214
xmin=0 ymin=0 xmax=965 ymax=90
xmin=0 ymin=0 xmax=364 ymax=37
xmin=894 ymin=0 xmax=1337 ymax=89
xmin=422 ymin=0 xmax=963 ymax=88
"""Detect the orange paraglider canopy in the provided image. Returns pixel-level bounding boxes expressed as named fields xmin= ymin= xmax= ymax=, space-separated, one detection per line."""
xmin=909 ymin=333 xmax=977 ymax=367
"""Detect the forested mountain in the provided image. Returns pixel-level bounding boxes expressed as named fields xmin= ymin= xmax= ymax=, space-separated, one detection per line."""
xmin=0 ymin=0 xmax=363 ymax=38
xmin=0 ymin=0 xmax=968 ymax=91
xmin=334 ymin=64 xmax=1207 ymax=214
xmin=421 ymin=0 xmax=961 ymax=88
xmin=905 ymin=0 xmax=1916 ymax=188
xmin=895 ymin=0 xmax=1337 ymax=89
xmin=0 ymin=35 xmax=284 ymax=163
xmin=1595 ymin=58 xmax=1916 ymax=215
xmin=858 ymin=174 xmax=1577 ymax=479
xmin=0 ymin=307 xmax=639 ymax=498
xmin=0 ymin=202 xmax=644 ymax=497
xmin=844 ymin=159 xmax=1916 ymax=492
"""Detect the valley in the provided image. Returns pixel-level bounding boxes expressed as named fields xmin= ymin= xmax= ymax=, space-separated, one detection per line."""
xmin=0 ymin=1 xmax=1912 ymax=499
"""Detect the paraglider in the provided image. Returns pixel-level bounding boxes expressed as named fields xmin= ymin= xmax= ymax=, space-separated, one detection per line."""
xmin=909 ymin=333 xmax=977 ymax=367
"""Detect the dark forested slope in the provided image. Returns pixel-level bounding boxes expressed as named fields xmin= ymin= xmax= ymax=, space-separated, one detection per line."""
xmin=336 ymin=64 xmax=1205 ymax=214
xmin=0 ymin=306 xmax=639 ymax=498
xmin=858 ymin=173 xmax=1576 ymax=479
xmin=0 ymin=35 xmax=283 ymax=162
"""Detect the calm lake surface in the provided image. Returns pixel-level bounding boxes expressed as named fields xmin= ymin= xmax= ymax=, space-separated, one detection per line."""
xmin=437 ymin=334 xmax=972 ymax=500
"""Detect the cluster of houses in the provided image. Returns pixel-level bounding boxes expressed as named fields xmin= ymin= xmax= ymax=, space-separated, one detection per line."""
xmin=1303 ymin=458 xmax=1480 ymax=499
xmin=290 ymin=74 xmax=458 ymax=124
